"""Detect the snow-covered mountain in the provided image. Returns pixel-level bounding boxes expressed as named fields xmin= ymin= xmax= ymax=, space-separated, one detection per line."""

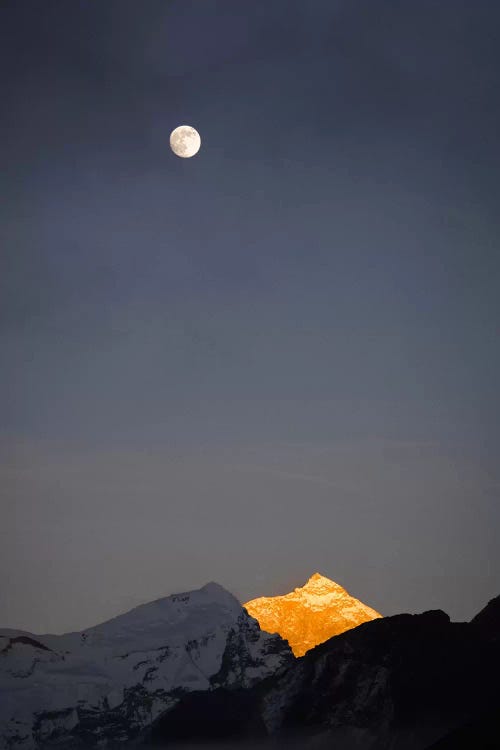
xmin=0 ymin=582 xmax=293 ymax=749
xmin=244 ymin=572 xmax=381 ymax=656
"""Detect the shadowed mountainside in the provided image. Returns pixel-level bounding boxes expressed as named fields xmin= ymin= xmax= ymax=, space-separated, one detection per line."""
xmin=149 ymin=596 xmax=500 ymax=750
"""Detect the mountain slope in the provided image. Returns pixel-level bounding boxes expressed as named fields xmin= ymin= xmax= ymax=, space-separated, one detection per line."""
xmin=265 ymin=595 xmax=500 ymax=747
xmin=470 ymin=594 xmax=500 ymax=643
xmin=244 ymin=572 xmax=382 ymax=656
xmin=261 ymin=610 xmax=492 ymax=748
xmin=0 ymin=582 xmax=293 ymax=749
xmin=153 ymin=598 xmax=500 ymax=750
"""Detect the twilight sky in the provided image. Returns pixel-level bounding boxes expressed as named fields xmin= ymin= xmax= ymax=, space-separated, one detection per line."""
xmin=1 ymin=0 xmax=499 ymax=634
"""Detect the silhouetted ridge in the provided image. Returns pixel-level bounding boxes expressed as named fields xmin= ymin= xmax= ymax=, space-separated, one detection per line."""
xmin=151 ymin=603 xmax=500 ymax=750
xmin=470 ymin=594 xmax=500 ymax=642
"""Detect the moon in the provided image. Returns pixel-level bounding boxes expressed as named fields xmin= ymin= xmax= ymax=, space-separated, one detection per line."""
xmin=169 ymin=125 xmax=201 ymax=158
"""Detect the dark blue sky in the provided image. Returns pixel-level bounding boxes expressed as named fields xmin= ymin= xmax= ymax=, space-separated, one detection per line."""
xmin=1 ymin=0 xmax=499 ymax=633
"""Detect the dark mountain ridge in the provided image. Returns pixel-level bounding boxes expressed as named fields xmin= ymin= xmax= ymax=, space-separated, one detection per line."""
xmin=148 ymin=597 xmax=500 ymax=750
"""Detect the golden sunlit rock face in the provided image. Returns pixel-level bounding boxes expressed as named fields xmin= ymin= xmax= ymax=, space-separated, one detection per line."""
xmin=244 ymin=573 xmax=382 ymax=657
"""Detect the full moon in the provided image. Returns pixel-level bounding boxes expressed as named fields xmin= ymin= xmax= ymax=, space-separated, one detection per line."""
xmin=169 ymin=125 xmax=201 ymax=158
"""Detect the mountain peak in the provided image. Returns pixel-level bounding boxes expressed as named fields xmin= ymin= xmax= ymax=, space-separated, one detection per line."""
xmin=307 ymin=572 xmax=327 ymax=583
xmin=0 ymin=581 xmax=293 ymax=749
xmin=244 ymin=575 xmax=381 ymax=656
xmin=306 ymin=573 xmax=333 ymax=586
xmin=303 ymin=572 xmax=346 ymax=591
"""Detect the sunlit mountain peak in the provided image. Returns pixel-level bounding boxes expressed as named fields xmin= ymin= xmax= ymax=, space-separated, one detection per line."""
xmin=302 ymin=572 xmax=347 ymax=592
xmin=244 ymin=573 xmax=382 ymax=657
